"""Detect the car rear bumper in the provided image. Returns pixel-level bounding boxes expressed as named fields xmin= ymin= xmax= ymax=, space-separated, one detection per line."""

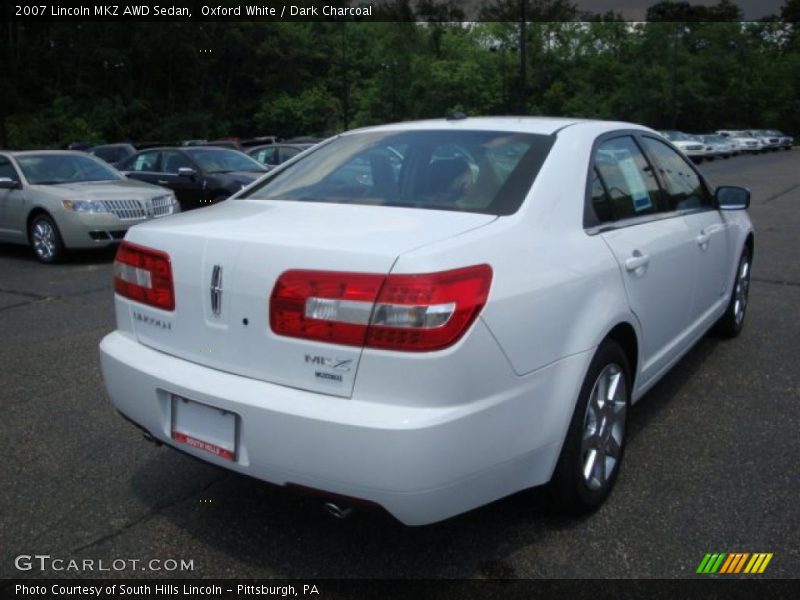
xmin=99 ymin=331 xmax=591 ymax=525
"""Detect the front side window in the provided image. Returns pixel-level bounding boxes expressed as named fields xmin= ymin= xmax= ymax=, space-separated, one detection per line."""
xmin=16 ymin=154 xmax=122 ymax=184
xmin=641 ymin=137 xmax=712 ymax=211
xmin=241 ymin=130 xmax=554 ymax=215
xmin=590 ymin=136 xmax=663 ymax=223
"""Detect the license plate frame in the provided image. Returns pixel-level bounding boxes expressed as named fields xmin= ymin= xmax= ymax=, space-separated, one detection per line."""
xmin=170 ymin=395 xmax=238 ymax=461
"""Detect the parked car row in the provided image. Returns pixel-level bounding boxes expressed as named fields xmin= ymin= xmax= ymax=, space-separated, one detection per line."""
xmin=0 ymin=136 xmax=326 ymax=263
xmin=0 ymin=150 xmax=179 ymax=263
xmin=68 ymin=135 xmax=324 ymax=167
xmin=661 ymin=129 xmax=794 ymax=162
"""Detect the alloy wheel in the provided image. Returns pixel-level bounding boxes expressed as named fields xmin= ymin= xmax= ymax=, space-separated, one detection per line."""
xmin=581 ymin=363 xmax=627 ymax=491
xmin=32 ymin=220 xmax=57 ymax=260
xmin=734 ymin=256 xmax=751 ymax=326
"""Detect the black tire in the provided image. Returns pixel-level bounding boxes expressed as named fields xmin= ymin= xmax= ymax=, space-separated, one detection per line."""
xmin=29 ymin=213 xmax=65 ymax=264
xmin=713 ymin=247 xmax=752 ymax=338
xmin=549 ymin=339 xmax=631 ymax=513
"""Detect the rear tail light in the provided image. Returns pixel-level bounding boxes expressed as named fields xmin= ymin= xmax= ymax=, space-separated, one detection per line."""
xmin=113 ymin=241 xmax=175 ymax=311
xmin=270 ymin=265 xmax=492 ymax=351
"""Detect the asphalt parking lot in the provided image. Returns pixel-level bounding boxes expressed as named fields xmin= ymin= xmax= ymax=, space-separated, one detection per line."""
xmin=1 ymin=150 xmax=798 ymax=580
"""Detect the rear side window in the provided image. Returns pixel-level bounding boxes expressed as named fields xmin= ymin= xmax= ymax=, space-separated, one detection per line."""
xmin=129 ymin=151 xmax=160 ymax=172
xmin=278 ymin=146 xmax=301 ymax=163
xmin=253 ymin=147 xmax=277 ymax=165
xmin=161 ymin=151 xmax=193 ymax=174
xmin=241 ymin=130 xmax=555 ymax=216
xmin=590 ymin=136 xmax=663 ymax=224
xmin=640 ymin=137 xmax=713 ymax=211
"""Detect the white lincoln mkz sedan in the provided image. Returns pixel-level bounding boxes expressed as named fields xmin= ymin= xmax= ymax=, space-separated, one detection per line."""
xmin=99 ymin=117 xmax=754 ymax=525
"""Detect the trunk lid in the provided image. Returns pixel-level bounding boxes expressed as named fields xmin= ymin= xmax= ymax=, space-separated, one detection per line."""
xmin=123 ymin=199 xmax=496 ymax=397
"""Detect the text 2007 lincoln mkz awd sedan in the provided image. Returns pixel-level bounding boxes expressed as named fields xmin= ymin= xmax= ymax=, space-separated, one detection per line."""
xmin=99 ymin=118 xmax=753 ymax=525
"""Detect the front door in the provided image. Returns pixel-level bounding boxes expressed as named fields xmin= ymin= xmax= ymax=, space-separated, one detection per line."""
xmin=639 ymin=136 xmax=732 ymax=329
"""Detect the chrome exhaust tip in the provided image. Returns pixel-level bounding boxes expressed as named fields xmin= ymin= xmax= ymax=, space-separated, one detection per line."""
xmin=323 ymin=501 xmax=354 ymax=520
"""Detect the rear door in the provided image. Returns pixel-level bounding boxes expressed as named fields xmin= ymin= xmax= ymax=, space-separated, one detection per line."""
xmin=639 ymin=136 xmax=731 ymax=328
xmin=122 ymin=150 xmax=163 ymax=186
xmin=591 ymin=135 xmax=697 ymax=387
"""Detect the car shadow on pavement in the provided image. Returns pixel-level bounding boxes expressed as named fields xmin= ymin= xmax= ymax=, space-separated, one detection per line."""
xmin=0 ymin=242 xmax=116 ymax=265
xmin=124 ymin=334 xmax=724 ymax=578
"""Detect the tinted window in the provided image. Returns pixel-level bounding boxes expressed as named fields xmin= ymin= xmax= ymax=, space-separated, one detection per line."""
xmin=129 ymin=151 xmax=160 ymax=172
xmin=161 ymin=150 xmax=193 ymax=174
xmin=590 ymin=167 xmax=614 ymax=224
xmin=242 ymin=130 xmax=554 ymax=216
xmin=186 ymin=148 xmax=266 ymax=174
xmin=278 ymin=146 xmax=301 ymax=163
xmin=252 ymin=148 xmax=277 ymax=165
xmin=641 ymin=137 xmax=712 ymax=211
xmin=592 ymin=137 xmax=663 ymax=222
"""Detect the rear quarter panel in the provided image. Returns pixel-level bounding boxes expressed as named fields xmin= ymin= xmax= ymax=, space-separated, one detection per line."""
xmin=393 ymin=123 xmax=641 ymax=378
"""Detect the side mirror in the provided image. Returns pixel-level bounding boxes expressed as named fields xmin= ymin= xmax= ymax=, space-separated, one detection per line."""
xmin=716 ymin=185 xmax=750 ymax=210
xmin=0 ymin=177 xmax=19 ymax=190
xmin=177 ymin=167 xmax=196 ymax=178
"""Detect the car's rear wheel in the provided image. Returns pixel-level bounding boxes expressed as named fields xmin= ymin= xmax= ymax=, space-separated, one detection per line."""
xmin=29 ymin=213 xmax=65 ymax=264
xmin=550 ymin=339 xmax=631 ymax=512
xmin=714 ymin=248 xmax=751 ymax=338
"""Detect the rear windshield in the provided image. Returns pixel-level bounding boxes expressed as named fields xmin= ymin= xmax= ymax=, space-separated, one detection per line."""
xmin=240 ymin=130 xmax=554 ymax=215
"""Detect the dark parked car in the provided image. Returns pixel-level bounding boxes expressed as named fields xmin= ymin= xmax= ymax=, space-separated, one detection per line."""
xmin=247 ymin=143 xmax=316 ymax=169
xmin=66 ymin=142 xmax=94 ymax=151
xmin=117 ymin=146 xmax=267 ymax=210
xmin=200 ymin=140 xmax=241 ymax=150
xmin=90 ymin=143 xmax=137 ymax=167
xmin=240 ymin=136 xmax=281 ymax=148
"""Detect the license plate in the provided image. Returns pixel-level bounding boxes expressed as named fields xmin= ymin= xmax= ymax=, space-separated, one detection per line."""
xmin=171 ymin=395 xmax=237 ymax=461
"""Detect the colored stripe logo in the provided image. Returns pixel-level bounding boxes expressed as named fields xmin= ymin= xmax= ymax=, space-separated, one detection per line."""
xmin=697 ymin=553 xmax=773 ymax=574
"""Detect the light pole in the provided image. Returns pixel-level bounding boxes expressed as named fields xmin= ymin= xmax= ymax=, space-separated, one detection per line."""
xmin=519 ymin=0 xmax=527 ymax=115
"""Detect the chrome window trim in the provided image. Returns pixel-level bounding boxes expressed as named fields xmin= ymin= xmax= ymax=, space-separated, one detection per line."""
xmin=583 ymin=129 xmax=718 ymax=235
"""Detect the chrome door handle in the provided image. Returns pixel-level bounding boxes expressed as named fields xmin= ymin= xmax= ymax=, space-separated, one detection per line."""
xmin=696 ymin=232 xmax=710 ymax=247
xmin=157 ymin=179 xmax=169 ymax=185
xmin=625 ymin=252 xmax=649 ymax=272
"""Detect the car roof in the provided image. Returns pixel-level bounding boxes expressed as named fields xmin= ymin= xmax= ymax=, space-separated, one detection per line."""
xmin=248 ymin=143 xmax=313 ymax=152
xmin=6 ymin=150 xmax=91 ymax=157
xmin=92 ymin=143 xmax=134 ymax=149
xmin=343 ymin=116 xmax=649 ymax=137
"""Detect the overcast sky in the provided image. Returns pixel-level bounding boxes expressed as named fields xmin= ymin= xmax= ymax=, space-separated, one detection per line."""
xmin=573 ymin=0 xmax=785 ymax=20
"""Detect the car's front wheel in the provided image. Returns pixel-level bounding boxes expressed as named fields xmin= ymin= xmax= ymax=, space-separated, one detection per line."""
xmin=550 ymin=339 xmax=631 ymax=512
xmin=29 ymin=213 xmax=65 ymax=264
xmin=714 ymin=248 xmax=752 ymax=338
